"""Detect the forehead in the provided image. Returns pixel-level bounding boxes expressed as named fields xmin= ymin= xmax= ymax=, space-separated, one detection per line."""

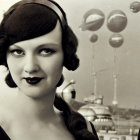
xmin=11 ymin=21 xmax=62 ymax=48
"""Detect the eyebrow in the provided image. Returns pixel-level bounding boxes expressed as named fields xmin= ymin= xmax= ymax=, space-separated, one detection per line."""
xmin=37 ymin=43 xmax=61 ymax=48
xmin=12 ymin=43 xmax=61 ymax=49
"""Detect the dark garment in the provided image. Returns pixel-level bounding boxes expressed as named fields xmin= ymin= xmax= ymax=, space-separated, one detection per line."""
xmin=0 ymin=122 xmax=98 ymax=140
xmin=138 ymin=129 xmax=140 ymax=140
xmin=90 ymin=122 xmax=99 ymax=140
xmin=0 ymin=126 xmax=10 ymax=140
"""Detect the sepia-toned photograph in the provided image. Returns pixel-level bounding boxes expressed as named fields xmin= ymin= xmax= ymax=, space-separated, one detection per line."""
xmin=0 ymin=0 xmax=140 ymax=140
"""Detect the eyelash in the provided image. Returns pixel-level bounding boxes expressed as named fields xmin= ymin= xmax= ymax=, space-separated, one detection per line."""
xmin=9 ymin=48 xmax=55 ymax=57
xmin=39 ymin=48 xmax=55 ymax=56
xmin=9 ymin=49 xmax=24 ymax=57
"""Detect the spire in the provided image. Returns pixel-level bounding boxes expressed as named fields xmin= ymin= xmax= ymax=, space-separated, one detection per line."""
xmin=112 ymin=73 xmax=118 ymax=106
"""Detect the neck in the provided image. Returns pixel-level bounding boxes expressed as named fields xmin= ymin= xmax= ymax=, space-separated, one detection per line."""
xmin=15 ymin=88 xmax=58 ymax=122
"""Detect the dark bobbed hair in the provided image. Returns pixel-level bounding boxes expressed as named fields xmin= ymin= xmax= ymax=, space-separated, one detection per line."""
xmin=0 ymin=0 xmax=79 ymax=88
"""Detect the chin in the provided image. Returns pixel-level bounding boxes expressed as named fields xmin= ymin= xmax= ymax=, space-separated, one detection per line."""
xmin=19 ymin=87 xmax=44 ymax=98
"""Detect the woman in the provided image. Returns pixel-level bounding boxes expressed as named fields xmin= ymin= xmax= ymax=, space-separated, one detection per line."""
xmin=0 ymin=0 xmax=99 ymax=139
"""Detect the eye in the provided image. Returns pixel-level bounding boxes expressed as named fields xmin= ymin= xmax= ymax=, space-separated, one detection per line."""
xmin=39 ymin=48 xmax=55 ymax=56
xmin=9 ymin=49 xmax=24 ymax=57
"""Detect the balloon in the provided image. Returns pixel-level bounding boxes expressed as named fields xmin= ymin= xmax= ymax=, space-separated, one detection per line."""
xmin=130 ymin=1 xmax=140 ymax=13
xmin=90 ymin=34 xmax=98 ymax=43
xmin=109 ymin=34 xmax=124 ymax=48
xmin=80 ymin=9 xmax=105 ymax=31
xmin=107 ymin=10 xmax=127 ymax=33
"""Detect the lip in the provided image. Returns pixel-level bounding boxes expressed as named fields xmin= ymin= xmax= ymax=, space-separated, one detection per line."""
xmin=23 ymin=77 xmax=44 ymax=85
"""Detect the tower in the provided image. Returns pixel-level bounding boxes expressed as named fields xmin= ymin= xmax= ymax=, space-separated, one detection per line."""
xmin=112 ymin=73 xmax=118 ymax=106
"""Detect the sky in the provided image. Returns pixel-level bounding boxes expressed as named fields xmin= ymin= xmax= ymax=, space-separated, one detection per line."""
xmin=0 ymin=0 xmax=140 ymax=109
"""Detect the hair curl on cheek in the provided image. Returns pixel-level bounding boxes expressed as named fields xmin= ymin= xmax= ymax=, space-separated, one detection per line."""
xmin=0 ymin=34 xmax=17 ymax=87
xmin=62 ymin=26 xmax=80 ymax=71
xmin=5 ymin=72 xmax=17 ymax=88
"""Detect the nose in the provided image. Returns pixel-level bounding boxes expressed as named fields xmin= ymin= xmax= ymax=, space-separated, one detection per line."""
xmin=24 ymin=55 xmax=40 ymax=74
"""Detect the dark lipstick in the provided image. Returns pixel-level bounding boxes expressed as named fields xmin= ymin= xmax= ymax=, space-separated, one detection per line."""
xmin=24 ymin=77 xmax=43 ymax=85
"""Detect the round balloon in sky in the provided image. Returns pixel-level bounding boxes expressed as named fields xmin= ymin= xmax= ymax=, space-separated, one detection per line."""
xmin=130 ymin=1 xmax=140 ymax=13
xmin=90 ymin=34 xmax=98 ymax=43
xmin=109 ymin=34 xmax=124 ymax=48
xmin=107 ymin=10 xmax=127 ymax=33
xmin=80 ymin=9 xmax=105 ymax=31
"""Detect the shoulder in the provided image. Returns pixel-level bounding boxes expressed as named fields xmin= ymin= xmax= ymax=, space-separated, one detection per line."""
xmin=0 ymin=88 xmax=17 ymax=125
xmin=0 ymin=85 xmax=17 ymax=104
xmin=0 ymin=89 xmax=13 ymax=108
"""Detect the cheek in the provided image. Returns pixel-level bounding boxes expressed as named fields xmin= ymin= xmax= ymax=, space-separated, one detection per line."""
xmin=53 ymin=57 xmax=63 ymax=70
xmin=7 ymin=59 xmax=15 ymax=73
xmin=42 ymin=54 xmax=63 ymax=72
xmin=7 ymin=57 xmax=21 ymax=80
xmin=41 ymin=55 xmax=63 ymax=80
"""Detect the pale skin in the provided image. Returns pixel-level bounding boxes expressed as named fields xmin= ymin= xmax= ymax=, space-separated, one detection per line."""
xmin=0 ymin=21 xmax=74 ymax=140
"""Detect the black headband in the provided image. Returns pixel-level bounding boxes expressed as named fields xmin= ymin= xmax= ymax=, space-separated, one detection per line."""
xmin=4 ymin=0 xmax=67 ymax=30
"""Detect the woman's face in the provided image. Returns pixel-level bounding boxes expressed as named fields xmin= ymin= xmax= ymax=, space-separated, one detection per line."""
xmin=6 ymin=21 xmax=64 ymax=99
